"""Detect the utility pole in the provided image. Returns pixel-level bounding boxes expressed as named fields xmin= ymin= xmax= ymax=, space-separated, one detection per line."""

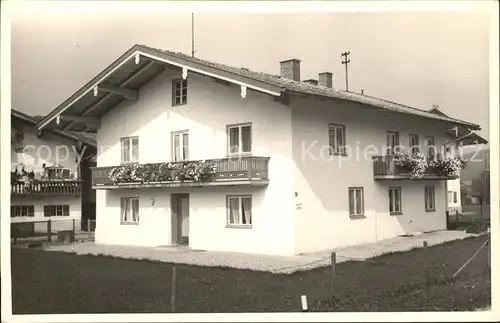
xmin=191 ymin=13 xmax=195 ymax=57
xmin=341 ymin=51 xmax=351 ymax=91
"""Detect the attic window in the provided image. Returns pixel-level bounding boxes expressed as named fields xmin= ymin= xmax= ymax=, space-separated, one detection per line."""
xmin=172 ymin=79 xmax=187 ymax=106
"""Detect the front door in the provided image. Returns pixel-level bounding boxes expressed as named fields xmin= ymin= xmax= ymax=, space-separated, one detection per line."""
xmin=171 ymin=194 xmax=190 ymax=245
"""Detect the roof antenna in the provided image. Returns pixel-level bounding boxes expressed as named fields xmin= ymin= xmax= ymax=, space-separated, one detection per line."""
xmin=191 ymin=13 xmax=196 ymax=57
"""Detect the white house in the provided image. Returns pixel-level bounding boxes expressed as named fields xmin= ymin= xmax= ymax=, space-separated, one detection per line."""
xmin=36 ymin=45 xmax=484 ymax=255
xmin=11 ymin=109 xmax=96 ymax=235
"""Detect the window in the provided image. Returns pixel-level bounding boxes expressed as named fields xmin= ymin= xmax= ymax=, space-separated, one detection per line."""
xmin=448 ymin=191 xmax=453 ymax=204
xmin=44 ymin=205 xmax=70 ymax=217
xmin=172 ymin=131 xmax=189 ymax=161
xmin=226 ymin=195 xmax=252 ymax=227
xmin=172 ymin=79 xmax=188 ymax=106
xmin=453 ymin=191 xmax=458 ymax=203
xmin=121 ymin=137 xmax=139 ymax=164
xmin=424 ymin=136 xmax=435 ymax=157
xmin=389 ymin=187 xmax=402 ymax=214
xmin=409 ymin=134 xmax=420 ymax=155
xmin=46 ymin=167 xmax=71 ymax=179
xmin=11 ymin=205 xmax=34 ymax=217
xmin=386 ymin=131 xmax=400 ymax=155
xmin=425 ymin=186 xmax=435 ymax=212
xmin=328 ymin=124 xmax=346 ymax=155
xmin=227 ymin=123 xmax=252 ymax=155
xmin=348 ymin=187 xmax=364 ymax=217
xmin=121 ymin=197 xmax=139 ymax=224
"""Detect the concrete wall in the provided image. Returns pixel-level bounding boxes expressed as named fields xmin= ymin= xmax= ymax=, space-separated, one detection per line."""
xmin=291 ymin=97 xmax=450 ymax=254
xmin=95 ymin=67 xmax=295 ymax=255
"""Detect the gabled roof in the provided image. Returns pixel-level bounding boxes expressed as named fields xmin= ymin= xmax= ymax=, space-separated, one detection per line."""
xmin=36 ymin=44 xmax=481 ymax=132
xmin=428 ymin=107 xmax=487 ymax=145
xmin=12 ymin=109 xmax=96 ymax=147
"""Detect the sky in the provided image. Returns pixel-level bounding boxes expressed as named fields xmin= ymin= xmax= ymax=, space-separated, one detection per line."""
xmin=10 ymin=5 xmax=491 ymax=140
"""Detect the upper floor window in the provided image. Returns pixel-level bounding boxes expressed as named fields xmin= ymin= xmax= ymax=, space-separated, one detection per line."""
xmin=11 ymin=205 xmax=34 ymax=217
xmin=227 ymin=123 xmax=252 ymax=155
xmin=386 ymin=131 xmax=400 ymax=155
xmin=409 ymin=134 xmax=420 ymax=155
xmin=425 ymin=186 xmax=435 ymax=212
xmin=328 ymin=124 xmax=346 ymax=155
xmin=121 ymin=137 xmax=139 ymax=164
xmin=172 ymin=131 xmax=189 ymax=161
xmin=348 ymin=187 xmax=364 ymax=217
xmin=424 ymin=136 xmax=435 ymax=157
xmin=172 ymin=79 xmax=188 ymax=106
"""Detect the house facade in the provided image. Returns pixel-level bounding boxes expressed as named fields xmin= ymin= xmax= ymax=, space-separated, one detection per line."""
xmin=11 ymin=110 xmax=96 ymax=234
xmin=36 ymin=45 xmax=483 ymax=255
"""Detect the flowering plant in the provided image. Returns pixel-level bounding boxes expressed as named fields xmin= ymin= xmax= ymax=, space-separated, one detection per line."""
xmin=108 ymin=160 xmax=218 ymax=184
xmin=432 ymin=156 xmax=467 ymax=178
xmin=393 ymin=152 xmax=428 ymax=179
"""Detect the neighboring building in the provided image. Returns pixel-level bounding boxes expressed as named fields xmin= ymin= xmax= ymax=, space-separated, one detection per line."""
xmin=11 ymin=109 xmax=96 ymax=234
xmin=428 ymin=106 xmax=487 ymax=215
xmin=36 ymin=45 xmax=483 ymax=255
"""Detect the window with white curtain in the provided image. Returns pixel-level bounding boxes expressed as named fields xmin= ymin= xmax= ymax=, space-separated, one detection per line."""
xmin=348 ymin=187 xmax=364 ymax=217
xmin=121 ymin=137 xmax=139 ymax=164
xmin=226 ymin=195 xmax=252 ymax=227
xmin=328 ymin=124 xmax=346 ymax=155
xmin=227 ymin=124 xmax=252 ymax=155
xmin=386 ymin=131 xmax=400 ymax=155
xmin=172 ymin=131 xmax=189 ymax=161
xmin=425 ymin=186 xmax=435 ymax=212
xmin=389 ymin=187 xmax=402 ymax=214
xmin=121 ymin=197 xmax=139 ymax=224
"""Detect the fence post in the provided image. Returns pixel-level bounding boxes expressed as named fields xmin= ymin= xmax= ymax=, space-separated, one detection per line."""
xmin=47 ymin=220 xmax=52 ymax=242
xmin=301 ymin=295 xmax=308 ymax=312
xmin=331 ymin=252 xmax=337 ymax=300
xmin=170 ymin=265 xmax=177 ymax=313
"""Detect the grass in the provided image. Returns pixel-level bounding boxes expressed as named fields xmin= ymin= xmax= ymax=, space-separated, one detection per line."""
xmin=11 ymin=236 xmax=490 ymax=313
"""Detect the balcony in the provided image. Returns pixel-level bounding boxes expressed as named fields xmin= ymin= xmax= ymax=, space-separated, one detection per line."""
xmin=91 ymin=156 xmax=270 ymax=189
xmin=11 ymin=180 xmax=83 ymax=196
xmin=372 ymin=155 xmax=458 ymax=180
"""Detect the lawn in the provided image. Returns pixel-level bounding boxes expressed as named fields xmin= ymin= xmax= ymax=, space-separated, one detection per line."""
xmin=11 ymin=235 xmax=490 ymax=313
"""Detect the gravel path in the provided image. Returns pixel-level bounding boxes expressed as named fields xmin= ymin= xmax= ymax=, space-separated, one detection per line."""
xmin=42 ymin=230 xmax=477 ymax=274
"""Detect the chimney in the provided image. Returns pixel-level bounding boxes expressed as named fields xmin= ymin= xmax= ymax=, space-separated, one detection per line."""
xmin=318 ymin=72 xmax=333 ymax=88
xmin=280 ymin=59 xmax=301 ymax=81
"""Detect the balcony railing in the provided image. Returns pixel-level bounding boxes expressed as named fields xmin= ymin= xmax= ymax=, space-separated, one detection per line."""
xmin=91 ymin=156 xmax=270 ymax=189
xmin=372 ymin=155 xmax=457 ymax=180
xmin=11 ymin=180 xmax=83 ymax=196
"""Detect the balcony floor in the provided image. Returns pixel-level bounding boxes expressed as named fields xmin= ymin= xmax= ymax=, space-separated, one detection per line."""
xmin=92 ymin=179 xmax=269 ymax=190
xmin=374 ymin=174 xmax=458 ymax=180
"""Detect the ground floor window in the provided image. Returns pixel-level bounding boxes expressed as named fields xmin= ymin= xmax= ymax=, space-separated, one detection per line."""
xmin=44 ymin=205 xmax=70 ymax=217
xmin=425 ymin=186 xmax=436 ymax=212
xmin=121 ymin=197 xmax=139 ymax=224
xmin=11 ymin=205 xmax=34 ymax=217
xmin=389 ymin=187 xmax=402 ymax=214
xmin=348 ymin=187 xmax=364 ymax=217
xmin=226 ymin=195 xmax=252 ymax=227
